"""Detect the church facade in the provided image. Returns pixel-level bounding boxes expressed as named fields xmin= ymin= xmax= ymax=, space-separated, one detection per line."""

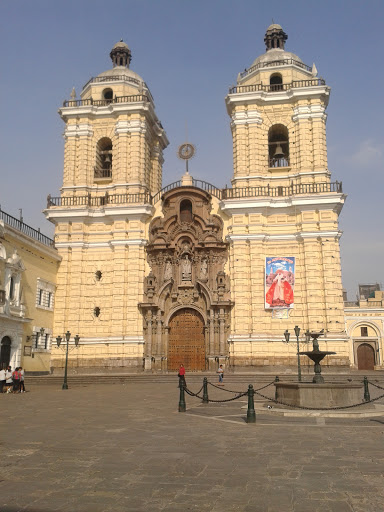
xmin=46 ymin=25 xmax=353 ymax=373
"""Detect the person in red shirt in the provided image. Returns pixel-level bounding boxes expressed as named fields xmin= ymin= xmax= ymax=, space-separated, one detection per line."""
xmin=178 ymin=364 xmax=186 ymax=388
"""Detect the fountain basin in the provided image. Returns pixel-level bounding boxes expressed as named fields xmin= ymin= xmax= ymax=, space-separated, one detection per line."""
xmin=274 ymin=382 xmax=364 ymax=408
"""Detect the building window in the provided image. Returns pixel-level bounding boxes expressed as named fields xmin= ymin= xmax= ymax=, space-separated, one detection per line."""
xmin=95 ymin=270 xmax=102 ymax=281
xmin=180 ymin=200 xmax=193 ymax=223
xmin=94 ymin=307 xmax=101 ymax=317
xmin=32 ymin=327 xmax=51 ymax=351
xmin=36 ymin=279 xmax=55 ymax=311
xmin=361 ymin=327 xmax=368 ymax=337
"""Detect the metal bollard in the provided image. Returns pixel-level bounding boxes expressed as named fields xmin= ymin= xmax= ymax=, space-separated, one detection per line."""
xmin=363 ymin=376 xmax=370 ymax=402
xmin=246 ymin=384 xmax=256 ymax=423
xmin=275 ymin=375 xmax=279 ymax=401
xmin=178 ymin=380 xmax=186 ymax=412
xmin=202 ymin=377 xmax=209 ymax=404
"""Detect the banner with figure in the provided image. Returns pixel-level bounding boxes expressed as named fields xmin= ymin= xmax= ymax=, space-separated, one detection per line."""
xmin=265 ymin=257 xmax=295 ymax=309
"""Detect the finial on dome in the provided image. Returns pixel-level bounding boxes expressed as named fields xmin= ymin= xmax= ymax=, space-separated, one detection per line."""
xmin=264 ymin=24 xmax=288 ymax=51
xmin=110 ymin=40 xmax=132 ymax=68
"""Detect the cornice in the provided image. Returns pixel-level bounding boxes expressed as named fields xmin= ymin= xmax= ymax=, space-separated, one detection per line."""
xmin=54 ymin=239 xmax=148 ymax=249
xmin=44 ymin=204 xmax=154 ymax=223
xmin=225 ymin=85 xmax=330 ymax=113
xmin=226 ymin=231 xmax=343 ymax=243
xmin=220 ymin=193 xmax=346 ymax=215
xmin=231 ymin=170 xmax=331 ymax=181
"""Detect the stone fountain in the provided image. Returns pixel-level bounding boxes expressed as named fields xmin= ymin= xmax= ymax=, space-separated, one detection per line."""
xmin=274 ymin=331 xmax=364 ymax=408
xmin=299 ymin=330 xmax=335 ymax=383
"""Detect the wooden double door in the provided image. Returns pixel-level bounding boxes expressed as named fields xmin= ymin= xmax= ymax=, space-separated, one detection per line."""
xmin=357 ymin=343 xmax=375 ymax=371
xmin=168 ymin=308 xmax=205 ymax=371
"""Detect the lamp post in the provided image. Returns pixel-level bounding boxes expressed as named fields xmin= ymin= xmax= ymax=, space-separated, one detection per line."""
xmin=56 ymin=330 xmax=80 ymax=390
xmin=284 ymin=327 xmax=311 ymax=382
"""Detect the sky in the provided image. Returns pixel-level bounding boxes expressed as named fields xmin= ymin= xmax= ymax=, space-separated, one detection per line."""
xmin=1 ymin=0 xmax=383 ymax=299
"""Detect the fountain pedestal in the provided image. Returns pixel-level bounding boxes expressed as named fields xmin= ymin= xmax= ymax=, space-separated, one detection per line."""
xmin=274 ymin=382 xmax=364 ymax=408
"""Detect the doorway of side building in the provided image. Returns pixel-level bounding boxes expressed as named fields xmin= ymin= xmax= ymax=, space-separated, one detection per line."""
xmin=357 ymin=343 xmax=375 ymax=371
xmin=168 ymin=308 xmax=205 ymax=371
xmin=0 ymin=336 xmax=11 ymax=370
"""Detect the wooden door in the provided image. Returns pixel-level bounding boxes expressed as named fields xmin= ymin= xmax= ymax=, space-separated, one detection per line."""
xmin=168 ymin=308 xmax=205 ymax=371
xmin=357 ymin=343 xmax=375 ymax=371
xmin=0 ymin=337 xmax=11 ymax=370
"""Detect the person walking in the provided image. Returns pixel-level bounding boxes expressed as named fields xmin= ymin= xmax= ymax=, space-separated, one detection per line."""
xmin=178 ymin=364 xmax=186 ymax=389
xmin=0 ymin=367 xmax=6 ymax=393
xmin=217 ymin=364 xmax=224 ymax=385
xmin=19 ymin=367 xmax=25 ymax=393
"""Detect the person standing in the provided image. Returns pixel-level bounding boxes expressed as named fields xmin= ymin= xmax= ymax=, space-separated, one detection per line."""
xmin=0 ymin=367 xmax=6 ymax=393
xmin=12 ymin=367 xmax=21 ymax=393
xmin=217 ymin=364 xmax=224 ymax=385
xmin=178 ymin=364 xmax=186 ymax=388
xmin=19 ymin=367 xmax=25 ymax=393
xmin=5 ymin=366 xmax=13 ymax=393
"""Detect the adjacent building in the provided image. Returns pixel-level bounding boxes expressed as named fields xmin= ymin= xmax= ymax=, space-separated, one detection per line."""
xmin=0 ymin=209 xmax=60 ymax=372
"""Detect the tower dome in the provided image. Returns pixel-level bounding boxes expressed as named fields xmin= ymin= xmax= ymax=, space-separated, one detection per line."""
xmin=96 ymin=41 xmax=145 ymax=86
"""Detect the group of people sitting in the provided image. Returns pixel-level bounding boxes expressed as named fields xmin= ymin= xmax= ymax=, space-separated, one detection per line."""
xmin=0 ymin=366 xmax=26 ymax=394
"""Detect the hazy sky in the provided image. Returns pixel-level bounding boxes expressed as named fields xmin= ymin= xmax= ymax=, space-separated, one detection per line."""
xmin=1 ymin=0 xmax=383 ymax=298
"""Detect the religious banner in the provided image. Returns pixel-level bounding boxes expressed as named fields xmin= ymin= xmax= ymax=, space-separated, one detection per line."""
xmin=265 ymin=257 xmax=295 ymax=309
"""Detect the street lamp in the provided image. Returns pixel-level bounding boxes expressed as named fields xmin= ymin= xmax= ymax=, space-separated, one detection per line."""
xmin=284 ymin=326 xmax=310 ymax=382
xmin=56 ymin=330 xmax=80 ymax=390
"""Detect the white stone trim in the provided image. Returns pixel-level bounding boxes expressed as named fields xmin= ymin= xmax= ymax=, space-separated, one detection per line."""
xmin=115 ymin=119 xmax=147 ymax=135
xmin=64 ymin=124 xmax=93 ymax=138
xmin=230 ymin=109 xmax=263 ymax=127
xmin=292 ymin=104 xmax=327 ymax=122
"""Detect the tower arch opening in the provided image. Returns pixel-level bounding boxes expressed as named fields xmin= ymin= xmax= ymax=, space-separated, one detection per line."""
xmin=95 ymin=137 xmax=113 ymax=180
xmin=268 ymin=124 xmax=289 ymax=168
xmin=180 ymin=199 xmax=193 ymax=223
xmin=270 ymin=73 xmax=283 ymax=91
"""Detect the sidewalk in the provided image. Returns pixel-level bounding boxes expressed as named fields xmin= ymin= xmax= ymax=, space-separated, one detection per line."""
xmin=1 ymin=381 xmax=383 ymax=512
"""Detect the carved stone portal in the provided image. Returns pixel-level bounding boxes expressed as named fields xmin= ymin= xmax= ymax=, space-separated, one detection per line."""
xmin=139 ymin=187 xmax=232 ymax=371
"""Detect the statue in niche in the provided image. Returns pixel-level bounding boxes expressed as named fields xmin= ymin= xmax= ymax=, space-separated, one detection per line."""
xmin=164 ymin=260 xmax=172 ymax=281
xmin=200 ymin=258 xmax=208 ymax=279
xmin=181 ymin=254 xmax=192 ymax=281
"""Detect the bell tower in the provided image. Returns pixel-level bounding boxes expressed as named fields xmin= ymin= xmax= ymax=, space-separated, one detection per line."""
xmin=45 ymin=42 xmax=168 ymax=372
xmin=223 ymin=25 xmax=349 ymax=367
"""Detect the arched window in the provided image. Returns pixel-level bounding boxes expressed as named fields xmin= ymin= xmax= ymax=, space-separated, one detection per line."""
xmin=270 ymin=73 xmax=283 ymax=91
xmin=180 ymin=200 xmax=192 ymax=223
xmin=102 ymin=88 xmax=113 ymax=102
xmin=95 ymin=137 xmax=113 ymax=179
xmin=268 ymin=124 xmax=289 ymax=168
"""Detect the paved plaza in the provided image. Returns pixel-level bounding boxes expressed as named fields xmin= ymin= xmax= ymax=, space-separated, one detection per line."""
xmin=1 ymin=377 xmax=384 ymax=512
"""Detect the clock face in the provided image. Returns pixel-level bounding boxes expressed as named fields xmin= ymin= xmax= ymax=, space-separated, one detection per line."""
xmin=178 ymin=143 xmax=195 ymax=160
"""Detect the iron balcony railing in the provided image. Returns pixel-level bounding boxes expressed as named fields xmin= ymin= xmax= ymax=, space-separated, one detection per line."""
xmin=62 ymin=94 xmax=150 ymax=108
xmin=83 ymin=75 xmax=142 ymax=88
xmin=269 ymin=157 xmax=290 ymax=168
xmin=229 ymin=78 xmax=326 ymax=95
xmin=239 ymin=58 xmax=313 ymax=79
xmin=0 ymin=208 xmax=54 ymax=247
xmin=94 ymin=168 xmax=112 ymax=179
xmin=47 ymin=181 xmax=343 ymax=209
xmin=47 ymin=192 xmax=151 ymax=208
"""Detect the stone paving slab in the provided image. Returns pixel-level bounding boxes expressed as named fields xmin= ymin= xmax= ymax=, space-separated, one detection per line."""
xmin=0 ymin=382 xmax=383 ymax=512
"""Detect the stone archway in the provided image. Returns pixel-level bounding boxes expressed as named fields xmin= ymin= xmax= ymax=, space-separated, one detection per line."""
xmin=0 ymin=336 xmax=11 ymax=370
xmin=168 ymin=308 xmax=205 ymax=371
xmin=357 ymin=343 xmax=375 ymax=371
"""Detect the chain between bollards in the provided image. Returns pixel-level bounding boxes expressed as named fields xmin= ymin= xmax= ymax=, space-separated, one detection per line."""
xmin=246 ymin=384 xmax=256 ymax=423
xmin=274 ymin=375 xmax=279 ymax=400
xmin=363 ymin=376 xmax=370 ymax=402
xmin=202 ymin=377 xmax=209 ymax=404
xmin=178 ymin=380 xmax=186 ymax=412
